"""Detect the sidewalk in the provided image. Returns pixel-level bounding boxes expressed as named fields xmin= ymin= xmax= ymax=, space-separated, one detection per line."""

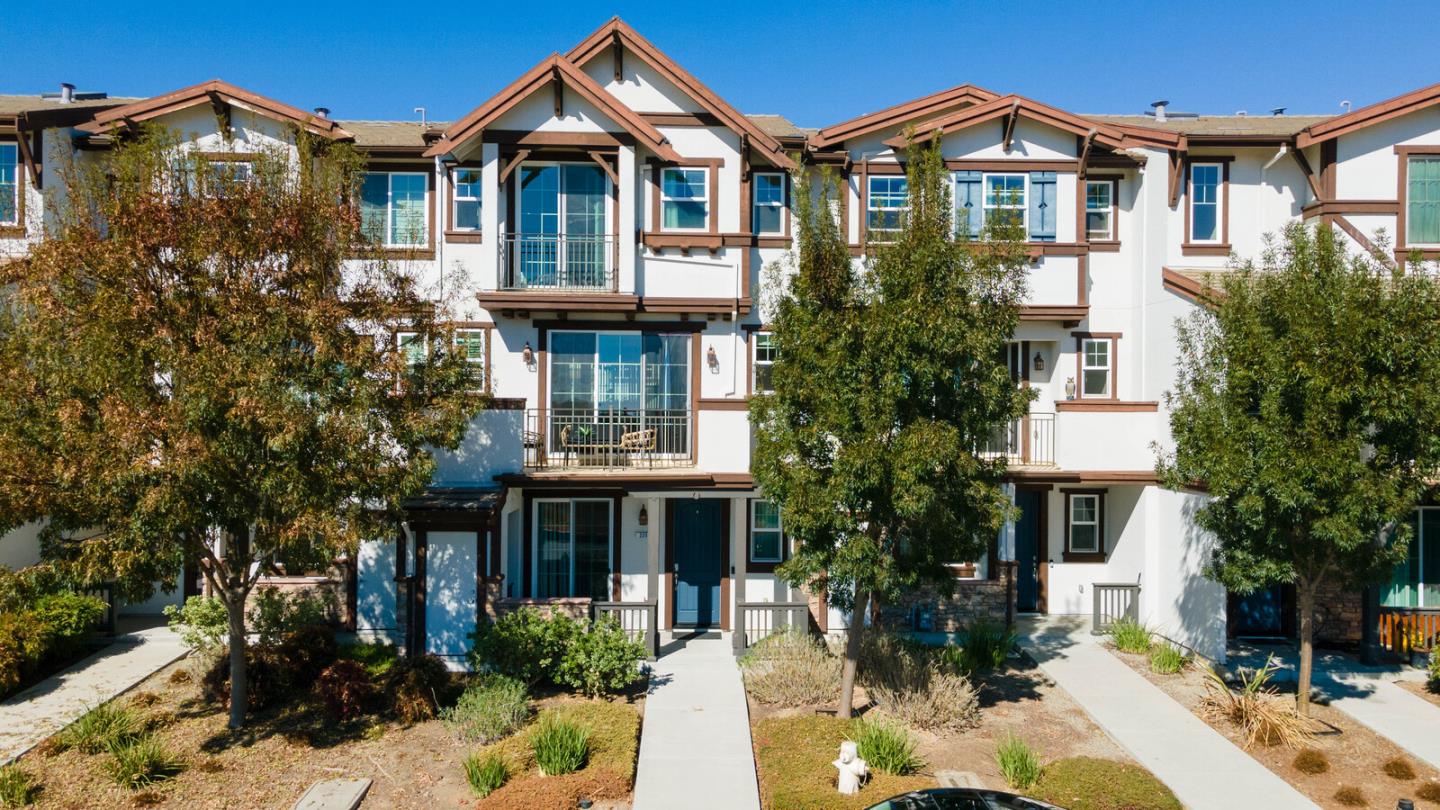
xmin=1018 ymin=616 xmax=1317 ymax=810
xmin=632 ymin=633 xmax=760 ymax=810
xmin=0 ymin=623 xmax=188 ymax=765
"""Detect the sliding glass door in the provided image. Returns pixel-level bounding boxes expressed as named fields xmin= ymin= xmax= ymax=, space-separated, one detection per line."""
xmin=514 ymin=163 xmax=609 ymax=289
xmin=535 ymin=499 xmax=611 ymax=599
xmin=548 ymin=331 xmax=690 ymax=462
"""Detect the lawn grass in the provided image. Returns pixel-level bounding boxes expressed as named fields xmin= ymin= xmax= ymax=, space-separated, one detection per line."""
xmin=1031 ymin=756 xmax=1181 ymax=810
xmin=752 ymin=715 xmax=932 ymax=810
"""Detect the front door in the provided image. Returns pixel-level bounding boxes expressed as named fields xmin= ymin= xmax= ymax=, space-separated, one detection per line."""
xmin=673 ymin=499 xmax=723 ymax=627
xmin=1015 ymin=489 xmax=1043 ymax=612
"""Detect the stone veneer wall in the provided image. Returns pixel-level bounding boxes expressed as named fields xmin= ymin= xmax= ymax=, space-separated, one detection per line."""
xmin=1313 ymin=580 xmax=1365 ymax=645
xmin=879 ymin=565 xmax=1015 ymax=632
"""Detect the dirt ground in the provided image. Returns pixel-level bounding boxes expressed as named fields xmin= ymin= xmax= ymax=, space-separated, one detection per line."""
xmin=1110 ymin=645 xmax=1440 ymax=809
xmin=15 ymin=658 xmax=642 ymax=810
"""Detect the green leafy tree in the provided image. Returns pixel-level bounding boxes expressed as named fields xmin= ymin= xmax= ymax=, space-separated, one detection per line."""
xmin=1160 ymin=223 xmax=1440 ymax=715
xmin=0 ymin=127 xmax=481 ymax=727
xmin=751 ymin=138 xmax=1031 ymax=716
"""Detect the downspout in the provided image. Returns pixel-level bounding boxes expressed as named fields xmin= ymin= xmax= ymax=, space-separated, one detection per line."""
xmin=1259 ymin=143 xmax=1288 ymax=236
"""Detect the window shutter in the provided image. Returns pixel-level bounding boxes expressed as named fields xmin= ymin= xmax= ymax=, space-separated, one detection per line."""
xmin=955 ymin=171 xmax=982 ymax=238
xmin=1029 ymin=172 xmax=1056 ymax=242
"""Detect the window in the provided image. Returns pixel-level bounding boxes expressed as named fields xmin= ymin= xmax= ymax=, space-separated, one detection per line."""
xmin=753 ymin=331 xmax=777 ymax=393
xmin=361 ymin=171 xmax=428 ymax=247
xmin=205 ymin=160 xmax=251 ymax=193
xmin=534 ymin=499 xmax=612 ymax=599
xmin=1385 ymin=508 xmax=1440 ymax=608
xmin=1067 ymin=493 xmax=1102 ymax=554
xmin=0 ymin=143 xmax=16 ymax=225
xmin=867 ymin=175 xmax=908 ymax=236
xmin=1028 ymin=172 xmax=1055 ymax=241
xmin=454 ymin=328 xmax=486 ymax=390
xmin=753 ymin=172 xmax=785 ymax=235
xmin=1080 ymin=337 xmax=1112 ymax=398
xmin=661 ymin=167 xmax=708 ymax=230
xmin=396 ymin=331 xmax=425 ymax=370
xmin=953 ymin=171 xmax=982 ymax=238
xmin=751 ymin=500 xmax=783 ymax=564
xmin=549 ymin=331 xmax=691 ymax=457
xmin=1407 ymin=156 xmax=1440 ymax=246
xmin=984 ymin=174 xmax=1026 ymax=230
xmin=1188 ymin=163 xmax=1221 ymax=243
xmin=453 ymin=168 xmax=481 ymax=231
xmin=1086 ymin=180 xmax=1114 ymax=241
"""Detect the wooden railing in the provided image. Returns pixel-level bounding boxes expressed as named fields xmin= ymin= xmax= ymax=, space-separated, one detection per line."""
xmin=1378 ymin=607 xmax=1440 ymax=656
xmin=81 ymin=583 xmax=116 ymax=635
xmin=1092 ymin=583 xmax=1140 ymax=634
xmin=734 ymin=601 xmax=811 ymax=655
xmin=592 ymin=600 xmax=658 ymax=660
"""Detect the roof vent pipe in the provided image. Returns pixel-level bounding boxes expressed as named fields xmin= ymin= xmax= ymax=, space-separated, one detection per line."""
xmin=1150 ymin=99 xmax=1169 ymax=123
xmin=1271 ymin=107 xmax=1286 ymax=116
xmin=59 ymin=82 xmax=75 ymax=104
xmin=1341 ymin=100 xmax=1352 ymax=113
xmin=313 ymin=107 xmax=329 ymax=119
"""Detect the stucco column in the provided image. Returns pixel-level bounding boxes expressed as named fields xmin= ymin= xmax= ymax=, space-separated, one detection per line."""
xmin=731 ymin=497 xmax=747 ymax=653
xmin=650 ymin=495 xmax=667 ymax=631
xmin=617 ymin=145 xmax=636 ymax=294
xmin=480 ymin=142 xmax=500 ymax=291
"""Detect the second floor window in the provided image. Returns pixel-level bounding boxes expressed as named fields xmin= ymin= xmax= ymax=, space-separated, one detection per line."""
xmin=453 ymin=168 xmax=481 ymax=231
xmin=362 ymin=171 xmax=428 ymax=248
xmin=1188 ymin=163 xmax=1221 ymax=243
xmin=1080 ymin=337 xmax=1112 ymax=398
xmin=454 ymin=328 xmax=486 ymax=390
xmin=1407 ymin=156 xmax=1440 ymax=246
xmin=867 ymin=175 xmax=908 ymax=236
xmin=0 ymin=143 xmax=16 ymax=225
xmin=753 ymin=173 xmax=785 ymax=235
xmin=753 ymin=331 xmax=777 ymax=393
xmin=661 ymin=168 xmax=708 ymax=230
xmin=984 ymin=174 xmax=1025 ymax=231
xmin=1086 ymin=180 xmax=1114 ymax=240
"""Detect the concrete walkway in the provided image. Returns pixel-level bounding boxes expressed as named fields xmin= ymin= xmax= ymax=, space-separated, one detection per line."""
xmin=1018 ymin=616 xmax=1317 ymax=810
xmin=0 ymin=623 xmax=187 ymax=764
xmin=632 ymin=633 xmax=760 ymax=810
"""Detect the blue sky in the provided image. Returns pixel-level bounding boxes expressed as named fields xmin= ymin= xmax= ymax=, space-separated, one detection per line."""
xmin=6 ymin=0 xmax=1427 ymax=127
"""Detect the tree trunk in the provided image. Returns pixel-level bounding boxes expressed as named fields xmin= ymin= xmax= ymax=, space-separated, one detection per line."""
xmin=225 ymin=594 xmax=249 ymax=729
xmin=1296 ymin=579 xmax=1315 ymax=719
xmin=837 ymin=590 xmax=870 ymax=719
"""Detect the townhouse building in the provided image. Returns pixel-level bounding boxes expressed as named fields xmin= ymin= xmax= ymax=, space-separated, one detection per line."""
xmin=3 ymin=18 xmax=1438 ymax=664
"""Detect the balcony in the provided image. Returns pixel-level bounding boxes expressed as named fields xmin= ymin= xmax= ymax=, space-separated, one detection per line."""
xmin=523 ymin=408 xmax=694 ymax=470
xmin=499 ymin=234 xmax=616 ymax=292
xmin=980 ymin=412 xmax=1055 ymax=468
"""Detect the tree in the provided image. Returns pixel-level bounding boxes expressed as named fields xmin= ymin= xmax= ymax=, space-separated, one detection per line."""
xmin=751 ymin=138 xmax=1031 ymax=716
xmin=1160 ymin=223 xmax=1440 ymax=716
xmin=0 ymin=127 xmax=481 ymax=727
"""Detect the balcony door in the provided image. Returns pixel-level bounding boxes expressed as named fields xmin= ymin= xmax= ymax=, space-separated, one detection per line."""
xmin=548 ymin=331 xmax=690 ymax=461
xmin=515 ymin=163 xmax=609 ymax=289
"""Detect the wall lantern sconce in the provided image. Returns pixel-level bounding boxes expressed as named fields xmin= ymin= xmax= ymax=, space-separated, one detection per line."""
xmin=521 ymin=341 xmax=536 ymax=371
xmin=1064 ymin=376 xmax=1077 ymax=400
xmin=638 ymin=504 xmax=648 ymax=527
xmin=1032 ymin=351 xmax=1045 ymax=373
xmin=707 ymin=345 xmax=720 ymax=373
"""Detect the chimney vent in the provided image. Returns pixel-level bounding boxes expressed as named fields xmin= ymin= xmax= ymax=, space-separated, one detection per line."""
xmin=1150 ymin=99 xmax=1169 ymax=123
xmin=59 ymin=82 xmax=75 ymax=104
xmin=1271 ymin=107 xmax=1287 ymax=116
xmin=313 ymin=106 xmax=330 ymax=119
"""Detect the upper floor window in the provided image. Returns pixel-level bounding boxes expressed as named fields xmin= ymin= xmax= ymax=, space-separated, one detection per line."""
xmin=867 ymin=175 xmax=908 ymax=236
xmin=1406 ymin=156 xmax=1440 ymax=246
xmin=661 ymin=168 xmax=708 ymax=231
xmin=1080 ymin=337 xmax=1112 ymax=399
xmin=984 ymin=174 xmax=1026 ymax=231
xmin=1188 ymin=163 xmax=1222 ymax=243
xmin=753 ymin=173 xmax=786 ymax=235
xmin=954 ymin=171 xmax=982 ymax=239
xmin=1085 ymin=180 xmax=1114 ymax=241
xmin=453 ymin=168 xmax=481 ymax=231
xmin=362 ymin=171 xmax=428 ymax=248
xmin=753 ymin=331 xmax=777 ymax=393
xmin=0 ymin=143 xmax=16 ymax=226
xmin=750 ymin=500 xmax=784 ymax=564
xmin=454 ymin=328 xmax=487 ymax=390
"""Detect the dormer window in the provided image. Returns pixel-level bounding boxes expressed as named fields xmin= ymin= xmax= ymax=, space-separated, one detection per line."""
xmin=661 ymin=167 xmax=708 ymax=231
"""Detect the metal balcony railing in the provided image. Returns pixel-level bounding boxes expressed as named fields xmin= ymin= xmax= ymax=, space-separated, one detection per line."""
xmin=979 ymin=412 xmax=1056 ymax=467
xmin=523 ymin=408 xmax=693 ymax=469
xmin=499 ymin=233 xmax=615 ymax=291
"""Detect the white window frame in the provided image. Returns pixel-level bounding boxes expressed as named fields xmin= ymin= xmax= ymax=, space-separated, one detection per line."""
xmin=1085 ymin=180 xmax=1114 ymax=241
xmin=1080 ymin=337 xmax=1112 ymax=399
xmin=531 ymin=498 xmax=614 ymax=600
xmin=753 ymin=172 xmax=786 ymax=235
xmin=867 ymin=175 xmax=908 ymax=238
xmin=1188 ymin=162 xmax=1223 ymax=244
xmin=752 ymin=331 xmax=777 ymax=394
xmin=982 ymin=173 xmax=1027 ymax=232
xmin=452 ymin=167 xmax=482 ymax=232
xmin=1067 ymin=493 xmax=1101 ymax=554
xmin=454 ymin=328 xmax=487 ymax=391
xmin=364 ymin=171 xmax=429 ymax=248
xmin=396 ymin=331 xmax=425 ymax=370
xmin=0 ymin=143 xmax=17 ymax=226
xmin=660 ymin=167 xmax=709 ymax=232
xmin=750 ymin=500 xmax=784 ymax=564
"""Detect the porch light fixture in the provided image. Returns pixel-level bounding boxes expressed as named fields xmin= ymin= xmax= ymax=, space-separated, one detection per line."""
xmin=638 ymin=505 xmax=648 ymax=526
xmin=1065 ymin=376 xmax=1077 ymax=400
xmin=707 ymin=345 xmax=719 ymax=373
xmin=1032 ymin=351 xmax=1044 ymax=373
xmin=521 ymin=341 xmax=535 ymax=370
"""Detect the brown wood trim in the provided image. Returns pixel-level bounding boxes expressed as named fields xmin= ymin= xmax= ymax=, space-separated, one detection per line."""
xmin=1019 ymin=305 xmax=1088 ymax=327
xmin=1298 ymin=84 xmax=1440 ymax=148
xmin=1332 ymin=214 xmax=1385 ymax=257
xmin=1005 ymin=470 xmax=1158 ymax=485
xmin=445 ymin=231 xmax=484 ymax=243
xmin=690 ymin=336 xmax=701 ymax=464
xmin=1179 ymin=244 xmax=1232 ymax=256
xmin=1300 ymin=199 xmax=1400 ymax=218
xmin=1055 ymin=400 xmax=1158 ymax=412
xmin=1161 ymin=267 xmax=1218 ymax=305
xmin=699 ymin=397 xmax=749 ymax=411
xmin=640 ymin=111 xmax=724 ymax=127
xmin=1182 ymin=157 xmax=1230 ymax=251
xmin=1396 ymin=146 xmax=1440 ymax=253
xmin=1059 ymin=489 xmax=1106 ymax=563
xmin=413 ymin=528 xmax=428 ymax=655
xmin=1291 ymin=147 xmax=1324 ymax=201
xmin=809 ymin=84 xmax=999 ymax=148
xmin=745 ymin=499 xmax=785 ymax=574
xmin=533 ymin=319 xmax=708 ymax=334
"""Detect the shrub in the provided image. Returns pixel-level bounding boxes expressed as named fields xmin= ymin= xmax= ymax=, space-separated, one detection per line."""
xmin=201 ymin=644 xmax=293 ymax=711
xmin=55 ymin=702 xmax=142 ymax=755
xmin=383 ymin=654 xmax=457 ymax=723
xmin=0 ymin=765 xmax=37 ymax=807
xmin=531 ymin=715 xmax=589 ymax=776
xmin=1149 ymin=644 xmax=1186 ymax=675
xmin=1383 ymin=756 xmax=1417 ymax=780
xmin=104 ymin=735 xmax=184 ymax=790
xmin=1429 ymin=649 xmax=1440 ymax=691
xmin=163 ymin=596 xmax=228 ymax=657
xmin=469 ymin=608 xmax=577 ymax=686
xmin=739 ymin=629 xmax=840 ymax=707
xmin=1109 ymin=619 xmax=1152 ymax=654
xmin=1417 ymin=781 xmax=1440 ymax=803
xmin=940 ymin=619 xmax=1016 ymax=675
xmin=555 ymin=615 xmax=645 ymax=697
xmin=1200 ymin=657 xmax=1311 ymax=749
xmin=30 ymin=593 xmax=105 ymax=658
xmin=0 ymin=591 xmax=106 ymax=699
xmin=1292 ymin=748 xmax=1329 ymax=775
xmin=860 ymin=632 xmax=979 ymax=732
xmin=274 ymin=624 xmax=339 ymax=684
xmin=248 ymin=586 xmax=338 ymax=646
xmin=995 ymin=734 xmax=1042 ymax=790
xmin=442 ymin=674 xmax=530 ymax=744
xmin=1333 ymin=786 xmax=1366 ymax=807
xmin=1031 ymin=757 xmax=1181 ymax=810
xmin=338 ymin=642 xmax=399 ymax=680
xmin=852 ymin=720 xmax=923 ymax=776
xmin=313 ymin=660 xmax=377 ymax=721
xmin=463 ymin=753 xmax=508 ymax=798
xmin=0 ymin=566 xmax=62 ymax=614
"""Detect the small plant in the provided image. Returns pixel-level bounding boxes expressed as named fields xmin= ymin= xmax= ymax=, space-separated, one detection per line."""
xmin=1428 ymin=648 xmax=1440 ymax=692
xmin=104 ymin=735 xmax=184 ymax=790
xmin=941 ymin=619 xmax=1016 ymax=675
xmin=128 ymin=691 xmax=160 ymax=708
xmin=1149 ymin=644 xmax=1186 ymax=675
xmin=163 ymin=596 xmax=228 ymax=657
xmin=860 ymin=632 xmax=979 ymax=732
xmin=1333 ymin=785 xmax=1366 ymax=807
xmin=554 ymin=615 xmax=646 ymax=697
xmin=0 ymin=765 xmax=38 ymax=807
xmin=312 ymin=659 xmax=377 ymax=721
xmin=1292 ymin=748 xmax=1329 ymax=775
xmin=1417 ymin=781 xmax=1440 ymax=803
xmin=56 ymin=702 xmax=142 ymax=754
xmin=383 ymin=654 xmax=456 ymax=723
xmin=1109 ymin=618 xmax=1153 ymax=654
xmin=1383 ymin=756 xmax=1417 ymax=781
xmin=531 ymin=714 xmax=589 ymax=776
xmin=995 ymin=734 xmax=1043 ymax=790
xmin=738 ymin=629 xmax=840 ymax=708
xmin=852 ymin=720 xmax=924 ymax=776
xmin=1200 ymin=656 xmax=1311 ymax=749
xmin=167 ymin=668 xmax=191 ymax=685
xmin=441 ymin=674 xmax=530 ymax=744
xmin=463 ymin=752 xmax=508 ymax=798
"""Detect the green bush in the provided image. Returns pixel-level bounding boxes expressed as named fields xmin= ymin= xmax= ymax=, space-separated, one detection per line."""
xmin=338 ymin=642 xmax=399 ymax=680
xmin=0 ymin=764 xmax=38 ymax=807
xmin=852 ymin=720 xmax=923 ymax=776
xmin=469 ymin=608 xmax=577 ymax=686
xmin=442 ymin=674 xmax=530 ymax=743
xmin=163 ymin=596 xmax=228 ymax=656
xmin=0 ymin=591 xmax=106 ymax=699
xmin=739 ymin=628 xmax=841 ymax=707
xmin=383 ymin=654 xmax=457 ymax=723
xmin=0 ymin=566 xmax=62 ymax=615
xmin=1149 ymin=644 xmax=1186 ymax=675
xmin=555 ymin=615 xmax=645 ymax=697
xmin=104 ymin=735 xmax=184 ymax=790
xmin=531 ymin=715 xmax=589 ymax=776
xmin=1109 ymin=618 xmax=1152 ymax=654
xmin=940 ymin=619 xmax=1016 ymax=675
xmin=995 ymin=734 xmax=1042 ymax=790
xmin=55 ymin=702 xmax=142 ymax=755
xmin=1031 ymin=757 xmax=1181 ymax=810
xmin=1428 ymin=648 xmax=1439 ymax=690
xmin=463 ymin=753 xmax=508 ymax=798
xmin=248 ymin=586 xmax=338 ymax=646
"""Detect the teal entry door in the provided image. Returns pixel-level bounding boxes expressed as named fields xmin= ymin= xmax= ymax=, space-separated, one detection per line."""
xmin=673 ymin=499 xmax=724 ymax=627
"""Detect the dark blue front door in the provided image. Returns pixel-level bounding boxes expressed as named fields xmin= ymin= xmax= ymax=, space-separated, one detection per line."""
xmin=674 ymin=499 xmax=723 ymax=627
xmin=1015 ymin=489 xmax=1042 ymax=612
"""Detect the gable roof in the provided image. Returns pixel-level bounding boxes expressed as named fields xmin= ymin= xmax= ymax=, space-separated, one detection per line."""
xmin=810 ymin=84 xmax=1000 ymax=149
xmin=76 ymin=80 xmax=351 ymax=139
xmin=424 ymin=53 xmax=681 ymax=161
xmin=1089 ymin=114 xmax=1330 ymax=139
xmin=566 ymin=17 xmax=795 ymax=169
xmin=1296 ymin=81 xmax=1440 ymax=147
xmin=885 ymin=94 xmax=1139 ymax=151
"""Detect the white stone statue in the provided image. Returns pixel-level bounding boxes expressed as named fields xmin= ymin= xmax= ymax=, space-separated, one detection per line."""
xmin=834 ymin=740 xmax=868 ymax=795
